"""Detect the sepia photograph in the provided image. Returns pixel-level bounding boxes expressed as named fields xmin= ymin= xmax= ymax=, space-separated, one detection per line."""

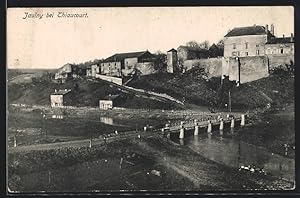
xmin=7 ymin=6 xmax=295 ymax=192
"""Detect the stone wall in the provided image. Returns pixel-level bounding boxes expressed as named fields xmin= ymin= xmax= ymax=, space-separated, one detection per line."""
xmin=183 ymin=58 xmax=222 ymax=77
xmin=95 ymin=74 xmax=123 ymax=85
xmin=136 ymin=62 xmax=157 ymax=76
xmin=124 ymin=57 xmax=138 ymax=70
xmin=223 ymin=56 xmax=269 ymax=83
xmin=267 ymin=54 xmax=294 ymax=70
xmin=100 ymin=62 xmax=122 ymax=77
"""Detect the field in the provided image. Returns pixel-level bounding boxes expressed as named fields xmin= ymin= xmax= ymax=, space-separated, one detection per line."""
xmin=8 ymin=135 xmax=294 ymax=191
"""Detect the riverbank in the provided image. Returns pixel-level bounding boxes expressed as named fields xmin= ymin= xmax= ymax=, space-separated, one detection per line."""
xmin=238 ymin=103 xmax=295 ymax=159
xmin=8 ymin=136 xmax=294 ymax=192
xmin=8 ymin=104 xmax=243 ymax=147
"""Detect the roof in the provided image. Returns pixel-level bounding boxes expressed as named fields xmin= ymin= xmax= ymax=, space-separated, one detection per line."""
xmin=266 ymin=37 xmax=294 ymax=44
xmin=51 ymin=89 xmax=71 ymax=95
xmin=224 ymin=25 xmax=274 ymax=37
xmin=167 ymin=48 xmax=177 ymax=52
xmin=103 ymin=51 xmax=153 ymax=63
xmin=177 ymin=45 xmax=209 ymax=52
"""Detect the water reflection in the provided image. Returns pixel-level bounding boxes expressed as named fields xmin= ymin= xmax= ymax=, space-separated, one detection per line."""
xmin=174 ymin=132 xmax=294 ymax=181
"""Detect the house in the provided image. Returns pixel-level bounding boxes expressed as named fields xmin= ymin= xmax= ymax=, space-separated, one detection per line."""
xmin=223 ymin=24 xmax=275 ymax=57
xmin=99 ymin=95 xmax=118 ymax=110
xmin=86 ymin=67 xmax=92 ymax=77
xmin=265 ymin=34 xmax=294 ymax=56
xmin=91 ymin=64 xmax=100 ymax=77
xmin=166 ymin=48 xmax=178 ymax=73
xmin=177 ymin=46 xmax=210 ymax=63
xmin=99 ymin=100 xmax=113 ymax=110
xmin=50 ymin=89 xmax=72 ymax=107
xmin=54 ymin=63 xmax=73 ymax=80
xmin=100 ymin=50 xmax=157 ymax=77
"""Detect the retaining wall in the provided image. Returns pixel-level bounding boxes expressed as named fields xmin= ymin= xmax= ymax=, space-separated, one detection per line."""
xmin=183 ymin=58 xmax=222 ymax=77
xmin=95 ymin=74 xmax=123 ymax=85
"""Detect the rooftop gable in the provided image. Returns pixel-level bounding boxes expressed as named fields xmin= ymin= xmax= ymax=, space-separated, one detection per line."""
xmin=51 ymin=89 xmax=71 ymax=95
xmin=266 ymin=37 xmax=294 ymax=44
xmin=103 ymin=51 xmax=154 ymax=63
xmin=224 ymin=25 xmax=274 ymax=37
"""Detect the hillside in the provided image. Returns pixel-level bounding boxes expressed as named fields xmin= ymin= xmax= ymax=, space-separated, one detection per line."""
xmin=8 ymin=67 xmax=294 ymax=111
xmin=127 ymin=68 xmax=294 ymax=111
xmin=127 ymin=69 xmax=219 ymax=107
xmin=8 ymin=75 xmax=181 ymax=110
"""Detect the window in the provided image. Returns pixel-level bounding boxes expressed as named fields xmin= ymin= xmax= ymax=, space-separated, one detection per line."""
xmin=256 ymin=50 xmax=260 ymax=55
xmin=245 ymin=42 xmax=248 ymax=49
xmin=245 ymin=52 xmax=248 ymax=56
xmin=256 ymin=44 xmax=259 ymax=47
xmin=281 ymin=49 xmax=284 ymax=54
xmin=233 ymin=43 xmax=236 ymax=49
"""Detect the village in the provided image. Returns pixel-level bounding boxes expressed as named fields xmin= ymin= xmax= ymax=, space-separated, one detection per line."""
xmin=7 ymin=22 xmax=295 ymax=191
xmin=51 ymin=24 xmax=294 ymax=110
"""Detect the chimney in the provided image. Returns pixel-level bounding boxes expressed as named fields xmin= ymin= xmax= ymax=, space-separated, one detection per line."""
xmin=270 ymin=24 xmax=274 ymax=35
xmin=283 ymin=34 xmax=285 ymax=38
xmin=291 ymin=33 xmax=294 ymax=42
xmin=265 ymin=24 xmax=269 ymax=33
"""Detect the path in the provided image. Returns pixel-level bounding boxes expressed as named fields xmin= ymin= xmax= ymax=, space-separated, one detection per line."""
xmin=89 ymin=78 xmax=184 ymax=105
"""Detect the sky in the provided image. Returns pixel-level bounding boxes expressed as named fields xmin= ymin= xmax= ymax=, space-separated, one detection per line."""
xmin=7 ymin=6 xmax=294 ymax=69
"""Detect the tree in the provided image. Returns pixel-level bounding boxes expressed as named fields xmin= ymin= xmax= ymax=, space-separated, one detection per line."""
xmin=216 ymin=39 xmax=224 ymax=48
xmin=186 ymin=40 xmax=201 ymax=48
xmin=154 ymin=51 xmax=167 ymax=71
xmin=185 ymin=40 xmax=210 ymax=50
xmin=199 ymin=40 xmax=210 ymax=50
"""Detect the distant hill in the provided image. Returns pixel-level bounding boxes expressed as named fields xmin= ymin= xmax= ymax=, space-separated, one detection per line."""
xmin=8 ymin=68 xmax=57 ymax=81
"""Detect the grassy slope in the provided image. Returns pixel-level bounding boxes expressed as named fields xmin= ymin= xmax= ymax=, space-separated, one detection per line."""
xmin=128 ymin=69 xmax=294 ymax=110
xmin=8 ymin=68 xmax=294 ymax=110
xmin=8 ymin=76 xmax=180 ymax=110
xmin=127 ymin=70 xmax=219 ymax=107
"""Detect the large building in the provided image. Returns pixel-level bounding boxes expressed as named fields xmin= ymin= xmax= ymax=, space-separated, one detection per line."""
xmin=100 ymin=51 xmax=156 ymax=77
xmin=224 ymin=24 xmax=275 ymax=57
xmin=177 ymin=46 xmax=210 ymax=62
xmin=265 ymin=34 xmax=294 ymax=56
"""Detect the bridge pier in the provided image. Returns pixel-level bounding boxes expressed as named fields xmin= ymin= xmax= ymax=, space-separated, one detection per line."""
xmin=231 ymin=118 xmax=235 ymax=128
xmin=207 ymin=120 xmax=212 ymax=133
xmin=241 ymin=114 xmax=245 ymax=127
xmin=219 ymin=119 xmax=224 ymax=135
xmin=194 ymin=124 xmax=199 ymax=136
xmin=219 ymin=119 xmax=224 ymax=130
xmin=179 ymin=125 xmax=185 ymax=139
